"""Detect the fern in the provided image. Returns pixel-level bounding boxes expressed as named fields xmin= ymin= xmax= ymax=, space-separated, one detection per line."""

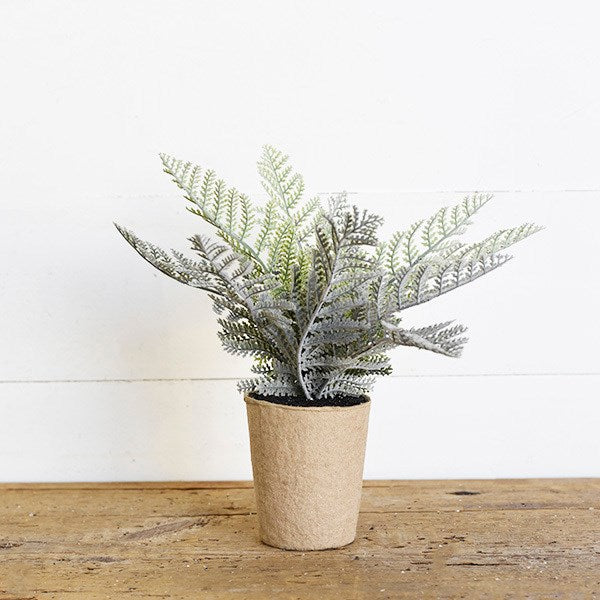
xmin=160 ymin=153 xmax=265 ymax=271
xmin=258 ymin=145 xmax=305 ymax=215
xmin=116 ymin=147 xmax=542 ymax=404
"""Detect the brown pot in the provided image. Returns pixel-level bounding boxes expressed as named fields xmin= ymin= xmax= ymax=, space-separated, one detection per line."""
xmin=245 ymin=394 xmax=371 ymax=551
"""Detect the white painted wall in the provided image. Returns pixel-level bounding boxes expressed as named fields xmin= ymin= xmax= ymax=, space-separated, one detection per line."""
xmin=1 ymin=0 xmax=599 ymax=481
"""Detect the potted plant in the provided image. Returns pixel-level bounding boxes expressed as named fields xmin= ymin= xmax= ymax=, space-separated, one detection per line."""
xmin=116 ymin=146 xmax=540 ymax=550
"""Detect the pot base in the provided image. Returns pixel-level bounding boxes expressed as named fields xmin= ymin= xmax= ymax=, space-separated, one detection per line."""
xmin=260 ymin=533 xmax=357 ymax=552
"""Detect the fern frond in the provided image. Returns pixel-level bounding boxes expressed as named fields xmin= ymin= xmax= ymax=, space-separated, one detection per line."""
xmin=254 ymin=199 xmax=279 ymax=254
xmin=383 ymin=320 xmax=468 ymax=357
xmin=267 ymin=220 xmax=296 ymax=291
xmin=397 ymin=253 xmax=513 ymax=310
xmin=115 ymin=225 xmax=226 ymax=295
xmin=160 ymin=153 xmax=266 ymax=271
xmin=387 ymin=193 xmax=492 ymax=273
xmin=238 ymin=374 xmax=303 ymax=398
xmin=238 ymin=193 xmax=255 ymax=239
xmin=319 ymin=374 xmax=375 ymax=399
xmin=451 ymin=223 xmax=543 ymax=262
xmin=258 ymin=145 xmax=305 ymax=215
xmin=293 ymin=197 xmax=321 ymax=245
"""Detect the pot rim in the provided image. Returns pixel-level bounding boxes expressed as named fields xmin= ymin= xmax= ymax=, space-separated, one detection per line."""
xmin=244 ymin=393 xmax=371 ymax=413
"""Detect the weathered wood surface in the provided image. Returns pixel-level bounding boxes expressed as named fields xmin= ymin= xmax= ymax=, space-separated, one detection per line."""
xmin=0 ymin=479 xmax=599 ymax=599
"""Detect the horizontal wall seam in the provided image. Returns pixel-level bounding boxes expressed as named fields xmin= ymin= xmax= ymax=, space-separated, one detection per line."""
xmin=0 ymin=372 xmax=598 ymax=385
xmin=78 ymin=189 xmax=600 ymax=200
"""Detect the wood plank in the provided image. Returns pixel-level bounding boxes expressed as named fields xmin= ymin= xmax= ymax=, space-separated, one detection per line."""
xmin=0 ymin=480 xmax=599 ymax=598
xmin=0 ymin=479 xmax=598 ymax=519
xmin=0 ymin=481 xmax=256 ymax=490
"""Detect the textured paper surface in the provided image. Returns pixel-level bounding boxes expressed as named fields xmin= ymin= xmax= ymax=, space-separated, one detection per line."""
xmin=245 ymin=396 xmax=371 ymax=550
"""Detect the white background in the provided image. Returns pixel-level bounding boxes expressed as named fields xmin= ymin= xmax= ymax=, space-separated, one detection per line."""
xmin=1 ymin=0 xmax=599 ymax=481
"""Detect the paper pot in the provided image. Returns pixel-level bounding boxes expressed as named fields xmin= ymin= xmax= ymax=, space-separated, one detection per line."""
xmin=245 ymin=394 xmax=371 ymax=551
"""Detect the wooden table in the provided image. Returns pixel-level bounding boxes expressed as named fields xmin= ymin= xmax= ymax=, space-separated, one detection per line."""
xmin=1 ymin=479 xmax=599 ymax=599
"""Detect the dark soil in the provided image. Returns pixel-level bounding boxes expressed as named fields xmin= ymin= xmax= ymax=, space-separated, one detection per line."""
xmin=250 ymin=392 xmax=369 ymax=408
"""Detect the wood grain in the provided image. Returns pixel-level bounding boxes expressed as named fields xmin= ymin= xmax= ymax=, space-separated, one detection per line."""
xmin=0 ymin=480 xmax=599 ymax=599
